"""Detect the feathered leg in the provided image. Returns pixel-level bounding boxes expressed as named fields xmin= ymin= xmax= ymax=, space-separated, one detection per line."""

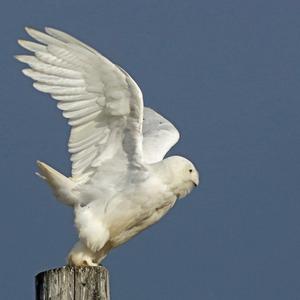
xmin=67 ymin=241 xmax=98 ymax=266
xmin=67 ymin=240 xmax=112 ymax=266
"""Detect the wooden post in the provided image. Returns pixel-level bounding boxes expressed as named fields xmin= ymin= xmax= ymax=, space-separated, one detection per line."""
xmin=35 ymin=266 xmax=110 ymax=300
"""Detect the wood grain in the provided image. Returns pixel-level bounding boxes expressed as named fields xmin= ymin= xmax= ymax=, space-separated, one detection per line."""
xmin=35 ymin=266 xmax=110 ymax=300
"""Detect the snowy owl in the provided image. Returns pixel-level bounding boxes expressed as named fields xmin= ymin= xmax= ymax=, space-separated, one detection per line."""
xmin=16 ymin=27 xmax=199 ymax=266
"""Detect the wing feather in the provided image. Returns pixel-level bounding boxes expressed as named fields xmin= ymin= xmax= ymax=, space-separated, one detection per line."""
xmin=18 ymin=40 xmax=47 ymax=52
xmin=57 ymin=100 xmax=97 ymax=111
xmin=16 ymin=27 xmax=144 ymax=183
xmin=142 ymin=107 xmax=180 ymax=163
xmin=22 ymin=69 xmax=85 ymax=86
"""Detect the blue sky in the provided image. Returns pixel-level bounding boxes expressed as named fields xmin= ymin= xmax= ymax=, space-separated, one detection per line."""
xmin=1 ymin=0 xmax=300 ymax=299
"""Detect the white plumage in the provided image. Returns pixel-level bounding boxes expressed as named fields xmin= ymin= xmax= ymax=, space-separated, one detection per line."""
xmin=16 ymin=27 xmax=199 ymax=266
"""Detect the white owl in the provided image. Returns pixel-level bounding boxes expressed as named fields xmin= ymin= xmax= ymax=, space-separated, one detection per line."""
xmin=16 ymin=27 xmax=199 ymax=266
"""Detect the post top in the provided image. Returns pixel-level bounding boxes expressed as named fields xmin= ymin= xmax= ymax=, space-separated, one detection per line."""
xmin=36 ymin=265 xmax=108 ymax=277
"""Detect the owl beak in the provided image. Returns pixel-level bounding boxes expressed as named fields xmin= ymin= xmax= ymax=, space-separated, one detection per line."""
xmin=193 ymin=172 xmax=200 ymax=187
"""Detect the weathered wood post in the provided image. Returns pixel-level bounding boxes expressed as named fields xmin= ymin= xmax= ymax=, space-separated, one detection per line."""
xmin=35 ymin=266 xmax=110 ymax=300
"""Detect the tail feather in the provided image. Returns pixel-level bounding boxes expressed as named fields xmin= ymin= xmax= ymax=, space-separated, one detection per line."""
xmin=36 ymin=160 xmax=78 ymax=206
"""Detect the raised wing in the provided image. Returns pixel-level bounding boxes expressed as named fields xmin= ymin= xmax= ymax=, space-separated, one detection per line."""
xmin=142 ymin=107 xmax=179 ymax=163
xmin=16 ymin=27 xmax=144 ymax=184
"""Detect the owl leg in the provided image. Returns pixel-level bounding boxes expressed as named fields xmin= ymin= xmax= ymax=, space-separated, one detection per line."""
xmin=67 ymin=241 xmax=112 ymax=266
xmin=67 ymin=241 xmax=98 ymax=266
xmin=74 ymin=208 xmax=110 ymax=252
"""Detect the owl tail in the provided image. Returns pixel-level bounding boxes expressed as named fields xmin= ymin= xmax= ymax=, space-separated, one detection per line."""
xmin=36 ymin=160 xmax=78 ymax=207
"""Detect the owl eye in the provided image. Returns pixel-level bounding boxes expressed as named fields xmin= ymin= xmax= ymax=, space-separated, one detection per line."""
xmin=189 ymin=169 xmax=193 ymax=173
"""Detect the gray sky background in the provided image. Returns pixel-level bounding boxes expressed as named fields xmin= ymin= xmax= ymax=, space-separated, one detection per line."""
xmin=1 ymin=0 xmax=300 ymax=299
